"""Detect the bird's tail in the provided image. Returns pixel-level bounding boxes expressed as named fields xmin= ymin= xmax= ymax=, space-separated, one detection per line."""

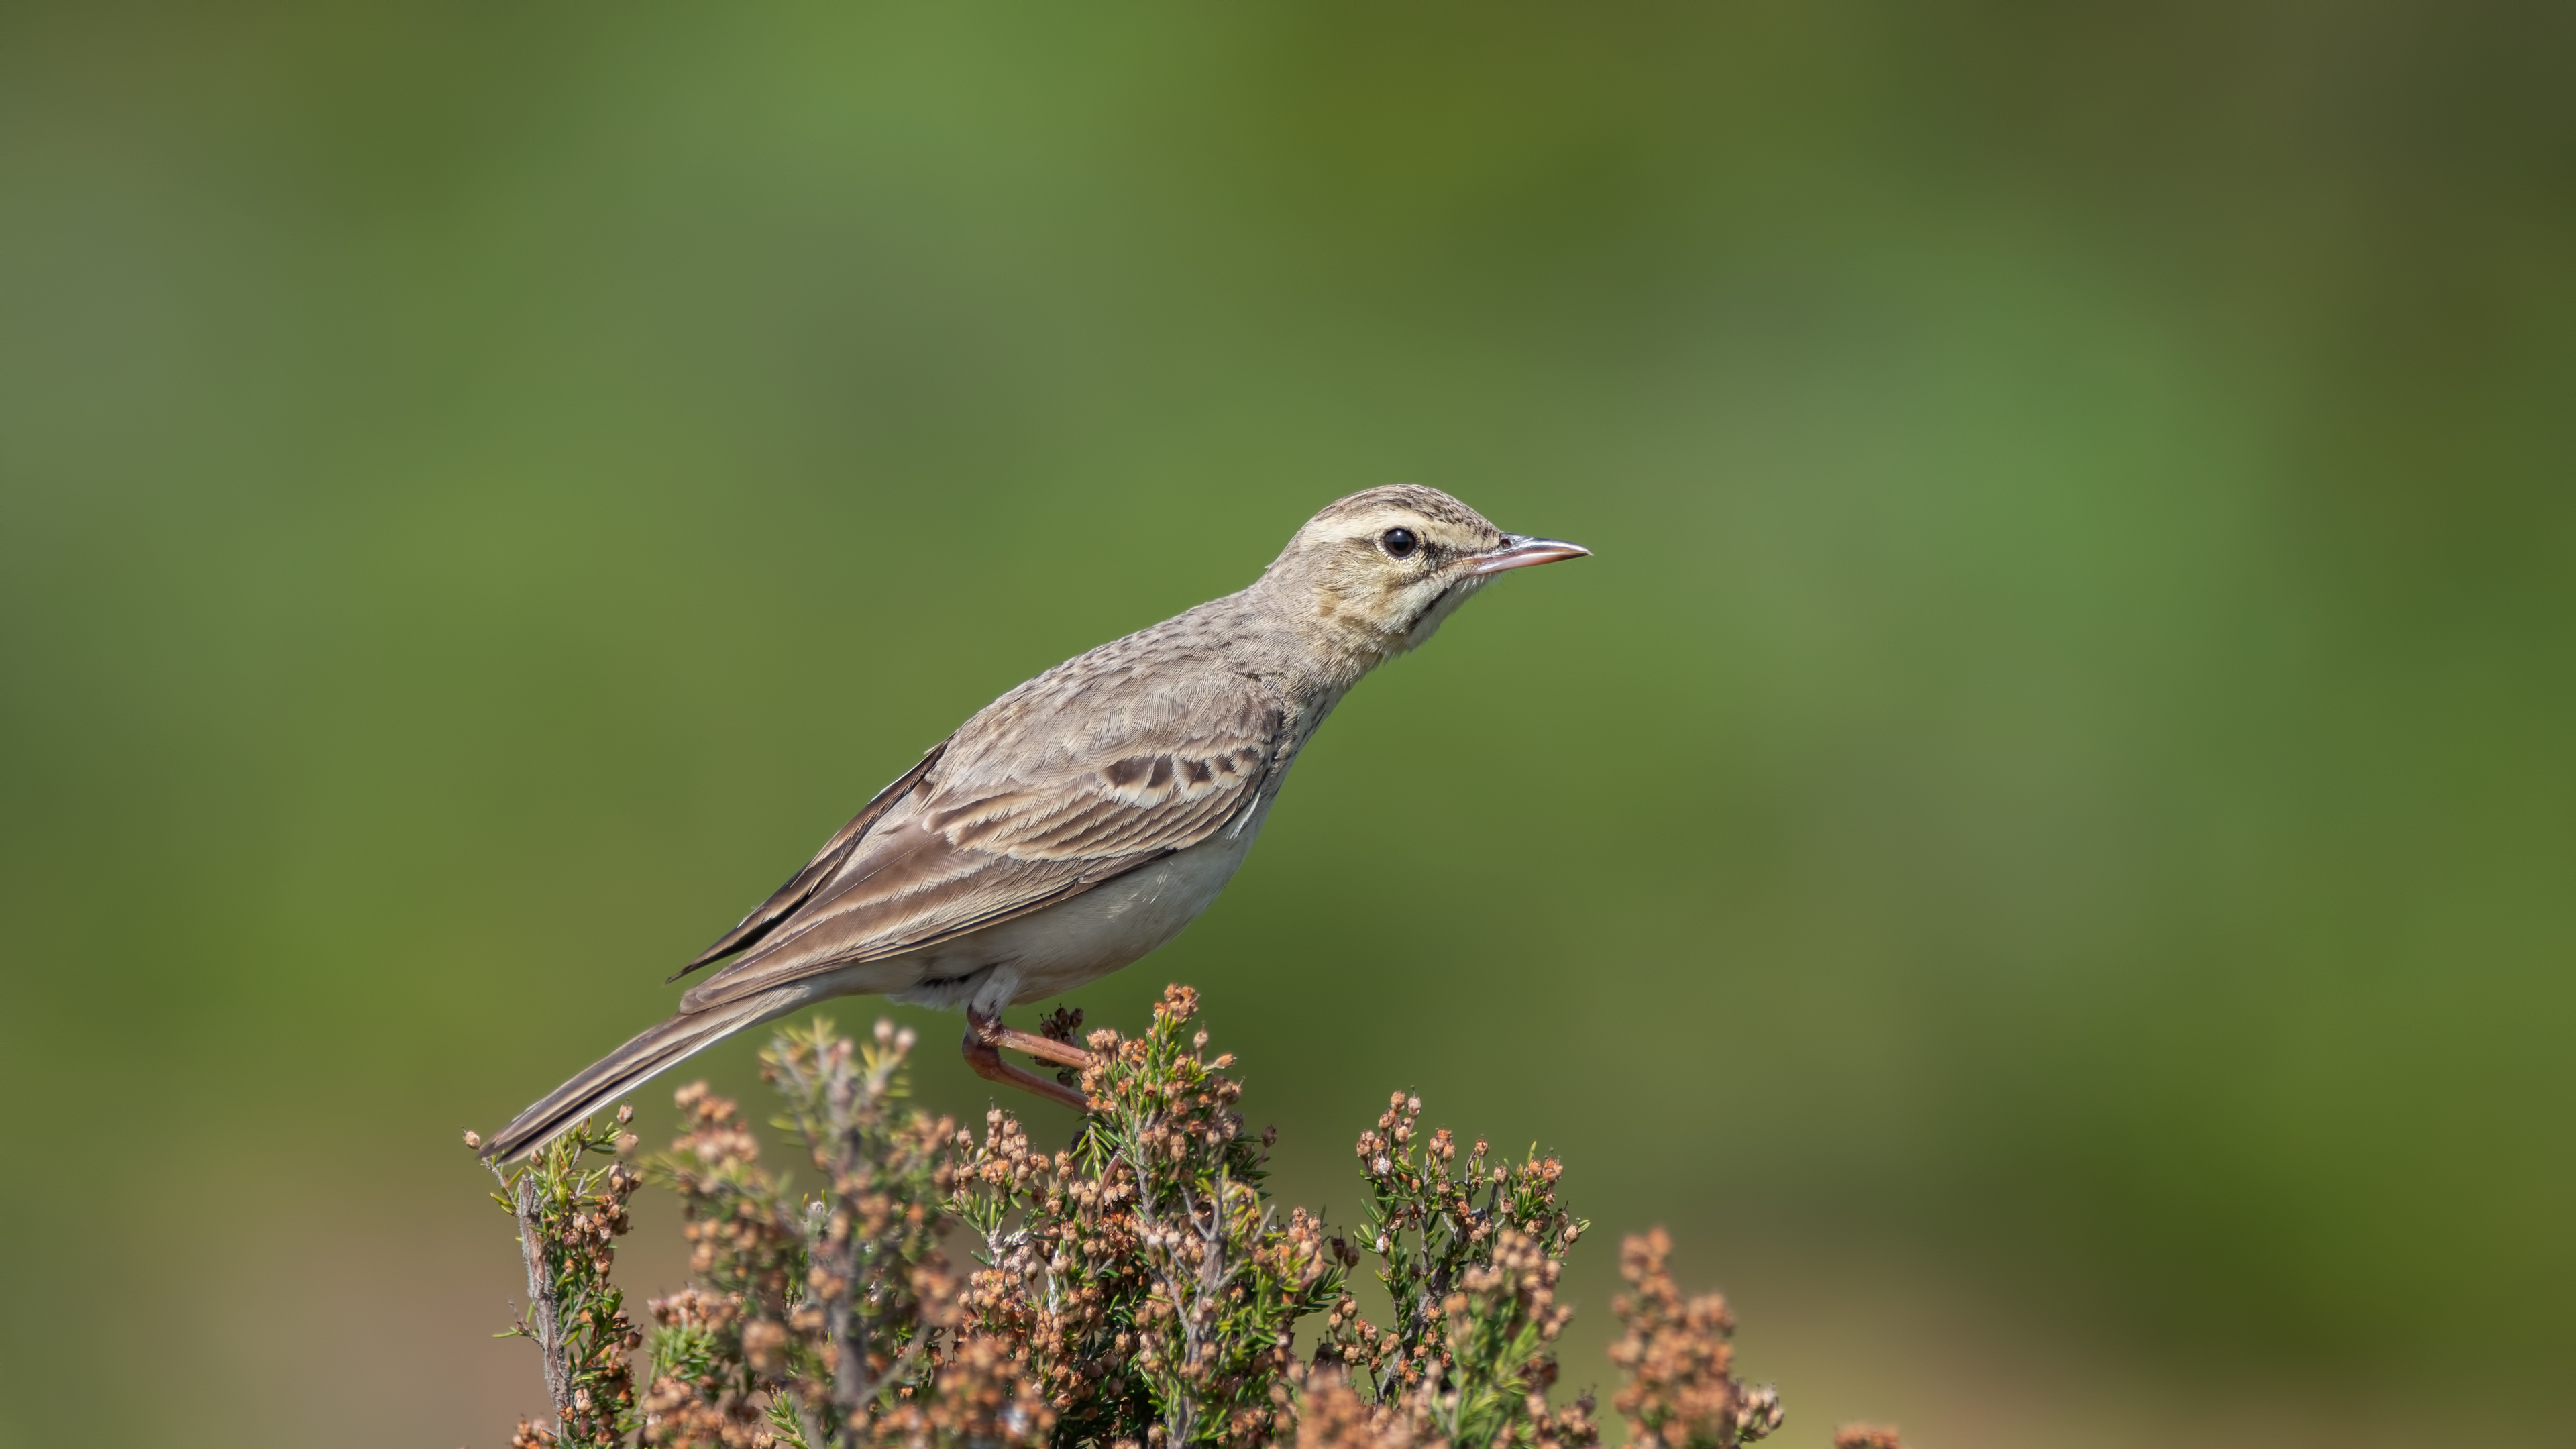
xmin=478 ymin=986 xmax=811 ymax=1165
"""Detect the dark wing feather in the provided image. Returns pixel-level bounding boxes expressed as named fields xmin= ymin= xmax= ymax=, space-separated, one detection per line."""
xmin=668 ymin=740 xmax=949 ymax=981
xmin=675 ymin=660 xmax=1281 ymax=1012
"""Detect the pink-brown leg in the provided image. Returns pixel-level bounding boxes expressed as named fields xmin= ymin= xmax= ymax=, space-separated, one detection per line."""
xmin=962 ymin=1008 xmax=1093 ymax=1112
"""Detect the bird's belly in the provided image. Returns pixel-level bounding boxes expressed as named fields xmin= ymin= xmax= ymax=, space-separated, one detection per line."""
xmin=989 ymin=826 xmax=1258 ymax=1003
xmin=866 ymin=790 xmax=1283 ymax=1014
xmin=871 ymin=822 xmax=1260 ymax=1012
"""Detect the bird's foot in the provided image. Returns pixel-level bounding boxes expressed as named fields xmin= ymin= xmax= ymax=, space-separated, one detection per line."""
xmin=963 ymin=1007 xmax=1093 ymax=1112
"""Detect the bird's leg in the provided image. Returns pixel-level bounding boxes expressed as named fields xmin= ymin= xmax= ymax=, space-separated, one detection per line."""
xmin=988 ymin=1017 xmax=1092 ymax=1069
xmin=963 ymin=1007 xmax=1093 ymax=1112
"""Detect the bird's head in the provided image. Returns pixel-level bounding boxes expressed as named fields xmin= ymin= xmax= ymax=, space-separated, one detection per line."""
xmin=1259 ymin=484 xmax=1589 ymax=665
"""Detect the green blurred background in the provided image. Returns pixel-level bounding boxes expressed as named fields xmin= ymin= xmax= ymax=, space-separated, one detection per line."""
xmin=3 ymin=3 xmax=2571 ymax=1444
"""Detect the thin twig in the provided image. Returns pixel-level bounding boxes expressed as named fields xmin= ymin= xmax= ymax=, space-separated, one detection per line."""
xmin=504 ymin=1167 xmax=572 ymax=1431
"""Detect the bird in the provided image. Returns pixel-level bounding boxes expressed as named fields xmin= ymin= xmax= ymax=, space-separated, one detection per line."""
xmin=479 ymin=484 xmax=1587 ymax=1162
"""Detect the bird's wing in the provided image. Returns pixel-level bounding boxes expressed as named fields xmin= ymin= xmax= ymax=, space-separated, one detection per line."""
xmin=675 ymin=661 xmax=1281 ymax=1012
xmin=668 ymin=740 xmax=949 ymax=980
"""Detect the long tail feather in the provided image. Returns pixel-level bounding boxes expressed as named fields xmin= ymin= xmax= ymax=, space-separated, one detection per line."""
xmin=478 ymin=987 xmax=810 ymax=1164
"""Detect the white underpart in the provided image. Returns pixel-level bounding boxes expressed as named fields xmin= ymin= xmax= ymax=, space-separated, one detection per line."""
xmin=800 ymin=784 xmax=1286 ymax=1016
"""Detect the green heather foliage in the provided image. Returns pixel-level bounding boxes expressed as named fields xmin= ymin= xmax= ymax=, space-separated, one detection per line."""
xmin=474 ymin=988 xmax=1813 ymax=1449
xmin=492 ymin=1118 xmax=646 ymax=1445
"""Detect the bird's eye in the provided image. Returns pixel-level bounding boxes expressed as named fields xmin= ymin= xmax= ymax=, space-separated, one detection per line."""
xmin=1381 ymin=527 xmax=1419 ymax=559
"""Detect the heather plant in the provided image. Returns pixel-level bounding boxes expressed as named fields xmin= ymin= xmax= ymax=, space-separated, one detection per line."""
xmin=1607 ymin=1230 xmax=1780 ymax=1449
xmin=475 ymin=987 xmax=1902 ymax=1449
xmin=947 ymin=986 xmax=1346 ymax=1448
xmin=1319 ymin=1090 xmax=1592 ymax=1449
xmin=470 ymin=1114 xmax=645 ymax=1448
xmin=636 ymin=1069 xmax=825 ymax=1446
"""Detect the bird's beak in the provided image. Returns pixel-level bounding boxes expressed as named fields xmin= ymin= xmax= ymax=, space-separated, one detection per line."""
xmin=1468 ymin=534 xmax=1591 ymax=576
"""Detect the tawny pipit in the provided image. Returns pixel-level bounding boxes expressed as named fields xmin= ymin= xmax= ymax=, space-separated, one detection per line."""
xmin=482 ymin=486 xmax=1586 ymax=1161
